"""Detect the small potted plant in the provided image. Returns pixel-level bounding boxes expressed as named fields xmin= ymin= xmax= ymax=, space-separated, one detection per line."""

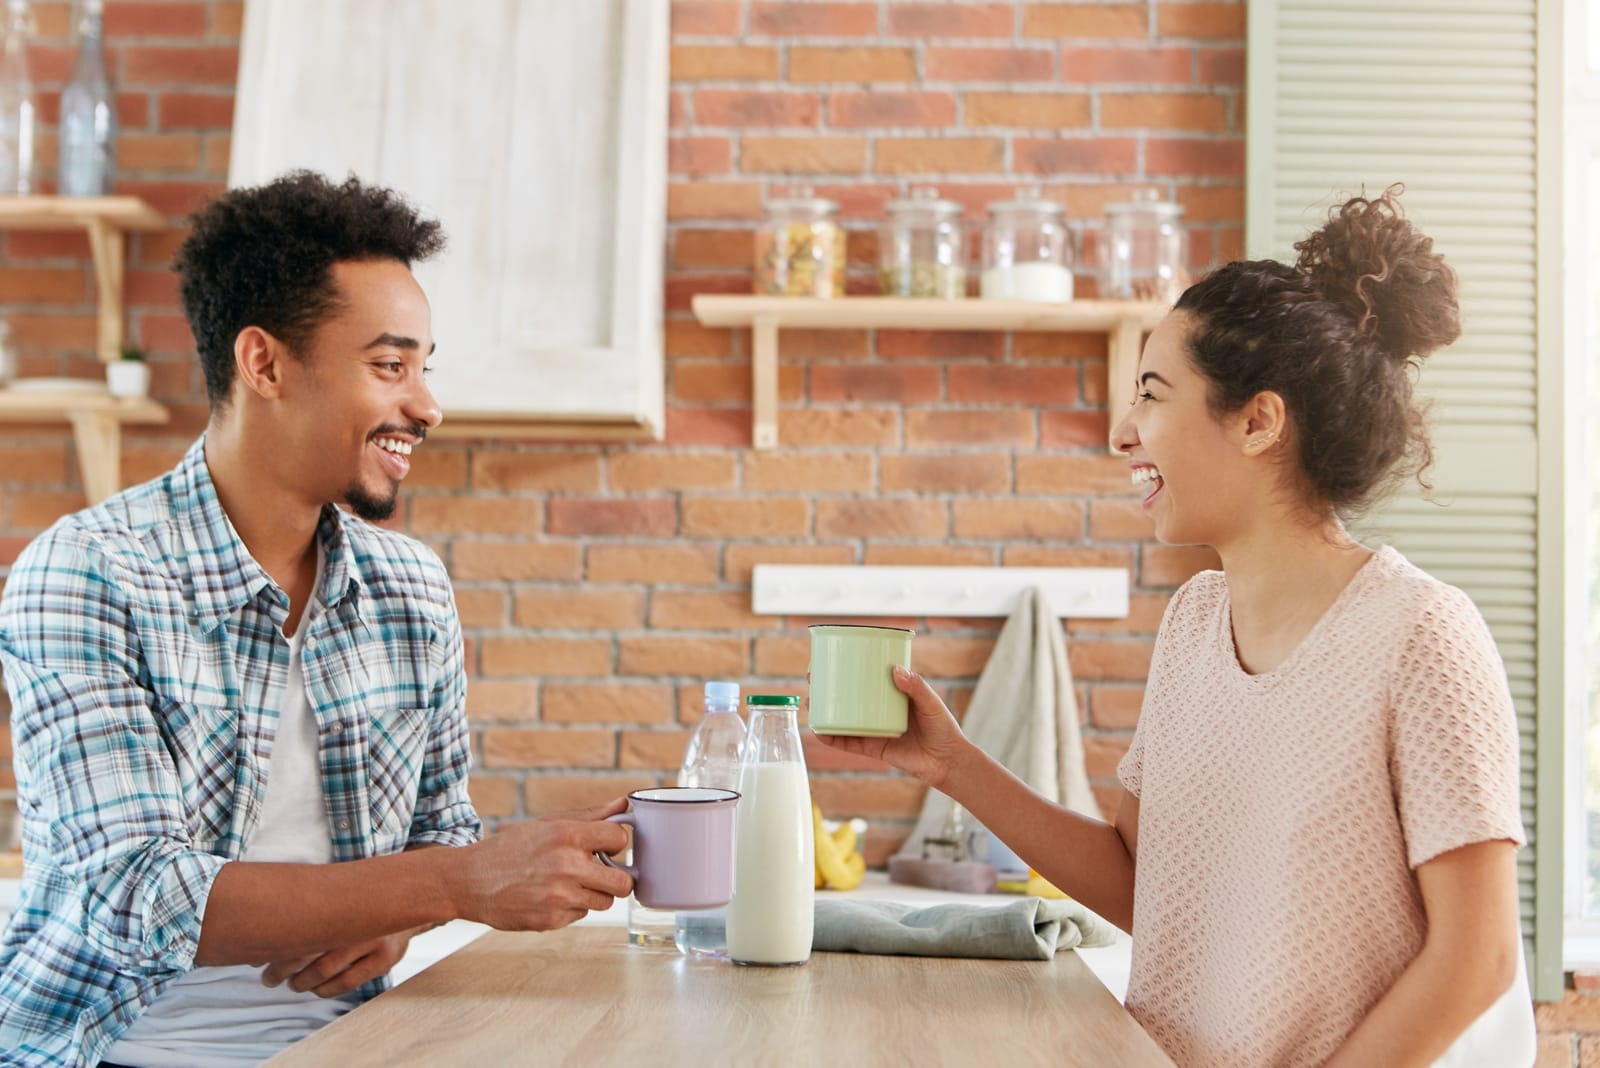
xmin=106 ymin=345 xmax=149 ymax=398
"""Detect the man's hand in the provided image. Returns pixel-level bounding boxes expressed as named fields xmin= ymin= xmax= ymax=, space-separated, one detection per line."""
xmin=260 ymin=926 xmax=421 ymax=998
xmin=451 ymin=797 xmax=634 ymax=932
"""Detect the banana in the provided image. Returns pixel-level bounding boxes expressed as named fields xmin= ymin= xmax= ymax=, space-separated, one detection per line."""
xmin=812 ymin=803 xmax=867 ymax=891
xmin=830 ymin=820 xmax=857 ymax=856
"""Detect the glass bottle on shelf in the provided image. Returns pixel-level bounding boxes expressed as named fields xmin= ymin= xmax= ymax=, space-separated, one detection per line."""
xmin=754 ymin=187 xmax=845 ymax=298
xmin=674 ymin=680 xmax=747 ymax=959
xmin=725 ymin=694 xmax=813 ymax=967
xmin=878 ymin=186 xmax=966 ymax=299
xmin=59 ymin=0 xmax=115 ymax=197
xmin=1101 ymin=188 xmax=1187 ymax=304
xmin=979 ymin=186 xmax=1076 ymax=303
xmin=0 ymin=0 xmax=37 ymax=195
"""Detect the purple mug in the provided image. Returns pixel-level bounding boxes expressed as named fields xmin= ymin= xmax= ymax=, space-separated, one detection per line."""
xmin=597 ymin=787 xmax=740 ymax=910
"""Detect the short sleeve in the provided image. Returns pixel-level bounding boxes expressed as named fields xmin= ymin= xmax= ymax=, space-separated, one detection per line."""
xmin=1115 ymin=580 xmax=1201 ymax=800
xmin=1390 ymin=584 xmax=1526 ymax=869
xmin=1117 ymin=724 xmax=1145 ymax=798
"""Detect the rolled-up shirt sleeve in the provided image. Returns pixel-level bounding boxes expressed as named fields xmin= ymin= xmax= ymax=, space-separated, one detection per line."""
xmin=0 ymin=527 xmax=225 ymax=975
xmin=405 ymin=583 xmax=481 ymax=849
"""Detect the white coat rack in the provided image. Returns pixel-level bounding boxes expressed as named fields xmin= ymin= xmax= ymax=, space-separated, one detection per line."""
xmin=750 ymin=565 xmax=1129 ymax=619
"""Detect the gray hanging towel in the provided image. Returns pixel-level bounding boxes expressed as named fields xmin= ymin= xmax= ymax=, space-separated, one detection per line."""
xmin=898 ymin=584 xmax=1098 ymax=861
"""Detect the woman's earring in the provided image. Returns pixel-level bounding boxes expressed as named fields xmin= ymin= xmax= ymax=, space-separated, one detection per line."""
xmin=1247 ymin=434 xmax=1275 ymax=451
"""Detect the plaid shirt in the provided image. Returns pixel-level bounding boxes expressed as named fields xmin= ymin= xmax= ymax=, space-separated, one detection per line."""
xmin=0 ymin=437 xmax=480 ymax=1067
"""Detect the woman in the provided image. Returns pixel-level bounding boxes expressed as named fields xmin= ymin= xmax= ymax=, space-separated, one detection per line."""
xmin=818 ymin=190 xmax=1534 ymax=1067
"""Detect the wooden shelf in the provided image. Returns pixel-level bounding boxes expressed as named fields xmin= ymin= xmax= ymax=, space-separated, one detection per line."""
xmin=0 ymin=196 xmax=166 ymax=365
xmin=691 ymin=295 xmax=1168 ymax=450
xmin=0 ymin=388 xmax=170 ymax=504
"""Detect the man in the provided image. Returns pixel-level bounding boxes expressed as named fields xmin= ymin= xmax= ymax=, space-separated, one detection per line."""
xmin=0 ymin=172 xmax=632 ymax=1067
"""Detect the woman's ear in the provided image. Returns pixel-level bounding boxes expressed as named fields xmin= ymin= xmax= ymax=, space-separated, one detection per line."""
xmin=1238 ymin=390 xmax=1288 ymax=455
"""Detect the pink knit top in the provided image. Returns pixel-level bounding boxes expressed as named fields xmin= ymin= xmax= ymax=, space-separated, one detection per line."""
xmin=1117 ymin=546 xmax=1526 ymax=1067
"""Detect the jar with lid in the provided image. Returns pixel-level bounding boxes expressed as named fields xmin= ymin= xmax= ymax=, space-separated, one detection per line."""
xmin=979 ymin=187 xmax=1076 ymax=302
xmin=754 ymin=187 xmax=845 ymax=298
xmin=878 ymin=186 xmax=966 ymax=299
xmin=1101 ymin=188 xmax=1186 ymax=303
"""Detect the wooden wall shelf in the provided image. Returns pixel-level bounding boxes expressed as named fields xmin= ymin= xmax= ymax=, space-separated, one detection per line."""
xmin=0 ymin=390 xmax=170 ymax=505
xmin=690 ymin=295 xmax=1168 ymax=450
xmin=0 ymin=196 xmax=166 ymax=365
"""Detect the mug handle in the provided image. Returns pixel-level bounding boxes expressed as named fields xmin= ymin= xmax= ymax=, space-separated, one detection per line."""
xmin=595 ymin=811 xmax=638 ymax=880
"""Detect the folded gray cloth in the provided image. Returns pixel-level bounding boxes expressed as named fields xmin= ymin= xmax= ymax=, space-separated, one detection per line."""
xmin=812 ymin=897 xmax=1120 ymax=961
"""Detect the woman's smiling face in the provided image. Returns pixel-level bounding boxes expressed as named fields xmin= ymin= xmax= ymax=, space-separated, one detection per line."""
xmin=1110 ymin=311 xmax=1263 ymax=548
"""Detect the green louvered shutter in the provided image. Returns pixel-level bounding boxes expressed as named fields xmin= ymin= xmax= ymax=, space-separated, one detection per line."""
xmin=1247 ymin=0 xmax=1566 ymax=999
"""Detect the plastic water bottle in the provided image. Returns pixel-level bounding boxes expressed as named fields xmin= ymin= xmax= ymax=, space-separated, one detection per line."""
xmin=673 ymin=680 xmax=746 ymax=958
xmin=58 ymin=0 xmax=114 ymax=197
xmin=0 ymin=0 xmax=37 ymax=195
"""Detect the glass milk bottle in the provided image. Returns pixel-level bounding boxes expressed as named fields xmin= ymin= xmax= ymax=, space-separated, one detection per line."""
xmin=674 ymin=680 xmax=747 ymax=957
xmin=726 ymin=694 xmax=813 ymax=966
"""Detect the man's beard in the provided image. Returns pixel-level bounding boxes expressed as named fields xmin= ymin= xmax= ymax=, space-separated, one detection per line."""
xmin=344 ymin=481 xmax=398 ymax=522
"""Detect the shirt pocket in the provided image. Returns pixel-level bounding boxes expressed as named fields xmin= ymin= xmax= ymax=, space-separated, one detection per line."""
xmin=156 ymin=698 xmax=240 ymax=846
xmin=366 ymin=705 xmax=430 ymax=852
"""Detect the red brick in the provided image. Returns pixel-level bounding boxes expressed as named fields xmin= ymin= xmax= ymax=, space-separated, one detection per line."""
xmin=888 ymin=3 xmax=1013 ymax=37
xmin=115 ymin=179 xmax=223 ymax=219
xmin=927 ymin=46 xmax=1053 ymax=81
xmin=696 ymin=89 xmax=819 ymax=127
xmin=546 ymin=499 xmax=677 ymax=537
xmin=876 ymin=137 xmax=1004 ymax=176
xmin=1023 ymin=4 xmax=1149 ymax=39
xmin=0 ymin=267 xmax=86 ymax=304
xmin=772 ymin=328 xmax=872 ymax=361
xmin=671 ymin=0 xmax=743 ymax=35
xmin=876 ymin=330 xmax=1004 ymax=361
xmin=777 ymin=408 xmax=901 ymax=448
xmin=0 ymin=444 xmax=70 ymax=485
xmin=947 ymin=366 xmax=1079 ymax=406
xmin=1004 ymin=546 xmax=1132 ymax=571
xmin=1 ymin=311 xmax=95 ymax=350
xmin=749 ymin=3 xmax=877 ymax=35
xmin=680 ymin=497 xmax=809 ymax=537
xmin=619 ymin=637 xmax=748 ymax=677
xmin=670 ymin=45 xmax=780 ymax=81
xmin=663 ymin=406 xmax=751 ymax=447
xmin=809 ymin=775 xmax=927 ymax=820
xmin=672 ymin=229 xmax=752 ymax=270
xmin=723 ymin=544 xmax=857 ymax=585
xmin=905 ymin=410 xmax=1033 ymax=448
xmin=1175 ymin=183 xmax=1245 ymax=223
xmin=449 ymin=542 xmax=581 ymax=582
xmin=828 ymin=92 xmax=957 ymax=129
xmin=788 ymin=47 xmax=917 ymax=83
xmin=1017 ymin=454 xmax=1138 ymax=495
xmin=1069 ymin=593 xmax=1169 ymax=636
xmin=664 ymin=273 xmax=749 ymax=313
xmin=116 ymin=131 xmax=203 ymax=174
xmin=587 ymin=545 xmax=720 ymax=586
xmin=451 ymin=587 xmax=507 ymax=629
xmin=914 ymin=637 xmax=995 ymax=677
xmin=104 ymin=3 xmax=207 ymax=38
xmin=609 ymin=452 xmax=736 ymax=492
xmin=523 ymin=774 xmax=661 ymax=817
xmin=543 ymin=684 xmax=675 ymax=725
xmin=815 ymin=499 xmax=947 ymax=539
xmin=673 ymin=361 xmax=778 ymax=404
xmin=668 ymin=135 xmax=733 ymax=177
xmin=1015 ymin=137 xmax=1139 ymax=175
xmin=862 ymin=545 xmax=994 ymax=567
xmin=1069 ymin=640 xmax=1155 ymax=682
xmin=10 ymin=490 xmax=86 ymax=529
xmin=619 ymin=729 xmax=697 ymax=770
xmin=1041 ymin=410 xmax=1111 ymax=448
xmin=480 ymin=637 xmax=614 ymax=678
xmin=1103 ymin=92 xmax=1228 ymax=131
xmin=465 ymin=680 xmax=540 ymax=723
xmin=649 ymin=591 xmax=781 ymax=631
xmin=408 ymin=497 xmax=541 ymax=537
xmin=880 ymin=454 xmax=1010 ymax=494
xmin=667 ymin=182 xmax=764 ymax=220
xmin=122 ymin=45 xmax=238 ymax=86
xmin=470 ymin=452 xmax=601 ymax=493
xmin=482 ymin=728 xmax=616 ymax=770
xmin=466 ymin=774 xmax=520 ymax=820
xmin=1158 ymin=3 xmax=1246 ymax=40
xmin=1147 ymin=137 xmax=1244 ymax=177
xmin=740 ymin=135 xmax=867 ymax=174
xmin=1090 ymin=686 xmax=1146 ymax=729
xmin=1089 ymin=498 xmax=1155 ymax=540
xmin=665 ymin=320 xmax=734 ymax=359
xmin=1142 ymin=544 xmax=1221 ymax=586
xmin=210 ymin=1 xmax=243 ymax=38
xmin=951 ymin=499 xmax=1085 ymax=540
xmin=743 ymin=453 xmax=874 ymax=493
xmin=964 ymin=92 xmax=1092 ymax=129
xmin=1197 ymin=47 xmax=1244 ymax=86
xmin=513 ymin=589 xmax=644 ymax=630
xmin=1060 ymin=46 xmax=1193 ymax=84
xmin=810 ymin=364 xmax=941 ymax=405
xmin=754 ymin=635 xmax=810 ymax=676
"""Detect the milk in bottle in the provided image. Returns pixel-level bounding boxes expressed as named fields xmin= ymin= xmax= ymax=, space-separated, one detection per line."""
xmin=726 ymin=694 xmax=813 ymax=965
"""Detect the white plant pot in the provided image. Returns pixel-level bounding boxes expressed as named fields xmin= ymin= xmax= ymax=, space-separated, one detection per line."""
xmin=106 ymin=361 xmax=150 ymax=398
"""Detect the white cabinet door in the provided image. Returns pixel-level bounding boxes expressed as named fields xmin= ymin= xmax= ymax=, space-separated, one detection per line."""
xmin=229 ymin=0 xmax=667 ymax=435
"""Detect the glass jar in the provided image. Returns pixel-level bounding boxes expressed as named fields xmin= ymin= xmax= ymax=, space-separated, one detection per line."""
xmin=754 ymin=187 xmax=845 ymax=297
xmin=1102 ymin=188 xmax=1186 ymax=303
xmin=878 ymin=186 xmax=966 ymax=299
xmin=725 ymin=694 xmax=813 ymax=967
xmin=979 ymin=186 xmax=1076 ymax=302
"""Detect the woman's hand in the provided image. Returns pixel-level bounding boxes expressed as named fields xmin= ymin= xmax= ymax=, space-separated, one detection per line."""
xmin=812 ymin=666 xmax=971 ymax=791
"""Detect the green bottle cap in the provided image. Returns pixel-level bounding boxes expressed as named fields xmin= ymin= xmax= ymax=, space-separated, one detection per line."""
xmin=745 ymin=694 xmax=801 ymax=706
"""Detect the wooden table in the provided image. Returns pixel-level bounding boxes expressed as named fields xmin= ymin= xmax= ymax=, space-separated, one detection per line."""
xmin=266 ymin=926 xmax=1174 ymax=1066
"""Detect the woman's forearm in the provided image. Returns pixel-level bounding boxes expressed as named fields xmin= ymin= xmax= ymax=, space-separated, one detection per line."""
xmin=942 ymin=748 xmax=1137 ymax=931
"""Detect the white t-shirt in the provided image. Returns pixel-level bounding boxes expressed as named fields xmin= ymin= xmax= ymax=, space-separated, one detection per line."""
xmin=106 ymin=574 xmax=349 ymax=1067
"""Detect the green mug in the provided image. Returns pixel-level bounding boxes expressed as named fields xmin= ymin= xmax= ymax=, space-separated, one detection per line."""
xmin=807 ymin=624 xmax=915 ymax=737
